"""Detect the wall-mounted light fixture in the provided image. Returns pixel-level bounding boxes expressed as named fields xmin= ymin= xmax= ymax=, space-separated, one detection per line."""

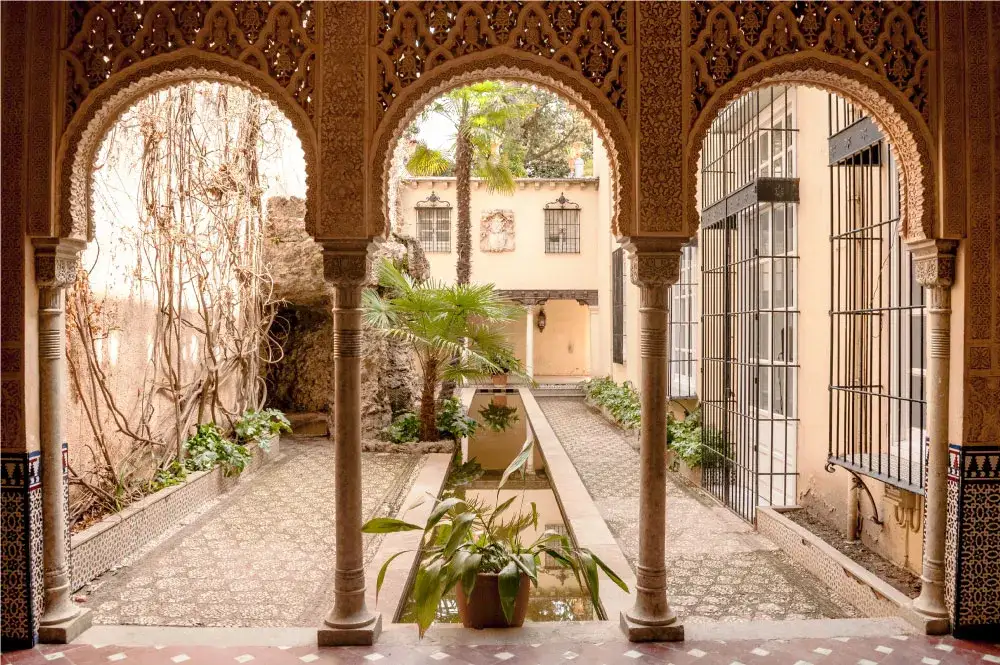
xmin=536 ymin=307 xmax=547 ymax=333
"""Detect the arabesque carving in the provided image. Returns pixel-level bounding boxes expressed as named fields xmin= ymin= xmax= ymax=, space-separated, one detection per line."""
xmin=373 ymin=2 xmax=632 ymax=129
xmin=63 ymin=2 xmax=316 ymax=127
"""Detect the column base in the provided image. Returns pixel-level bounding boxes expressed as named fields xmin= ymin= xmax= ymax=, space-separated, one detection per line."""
xmin=38 ymin=607 xmax=92 ymax=644
xmin=903 ymin=603 xmax=950 ymax=635
xmin=317 ymin=613 xmax=382 ymax=647
xmin=620 ymin=611 xmax=684 ymax=642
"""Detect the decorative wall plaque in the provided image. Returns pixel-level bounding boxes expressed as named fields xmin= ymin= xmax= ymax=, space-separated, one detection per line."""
xmin=480 ymin=210 xmax=515 ymax=253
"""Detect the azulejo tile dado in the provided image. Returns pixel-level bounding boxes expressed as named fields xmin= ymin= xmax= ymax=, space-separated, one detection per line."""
xmin=1 ymin=450 xmax=43 ymax=650
xmin=949 ymin=445 xmax=1000 ymax=638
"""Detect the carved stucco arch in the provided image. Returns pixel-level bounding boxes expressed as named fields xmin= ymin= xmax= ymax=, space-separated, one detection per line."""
xmin=370 ymin=50 xmax=633 ymax=240
xmin=686 ymin=52 xmax=936 ymax=244
xmin=57 ymin=49 xmax=317 ymax=242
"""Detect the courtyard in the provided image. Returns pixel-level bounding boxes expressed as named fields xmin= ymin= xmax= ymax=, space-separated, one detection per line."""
xmin=3 ymin=1 xmax=998 ymax=660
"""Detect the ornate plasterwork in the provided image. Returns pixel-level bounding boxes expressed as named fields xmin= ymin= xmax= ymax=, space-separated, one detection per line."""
xmin=498 ymin=290 xmax=598 ymax=307
xmin=480 ymin=210 xmax=515 ymax=253
xmin=685 ymin=3 xmax=936 ymax=243
xmin=372 ymin=2 xmax=631 ymax=128
xmin=57 ymin=4 xmax=319 ymax=241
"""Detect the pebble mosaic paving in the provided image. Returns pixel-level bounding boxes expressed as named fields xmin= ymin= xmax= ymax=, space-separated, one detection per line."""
xmin=6 ymin=634 xmax=999 ymax=664
xmin=78 ymin=438 xmax=423 ymax=627
xmin=535 ymin=397 xmax=857 ymax=623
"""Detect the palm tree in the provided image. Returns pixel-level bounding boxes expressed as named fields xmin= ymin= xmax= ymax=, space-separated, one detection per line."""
xmin=363 ymin=259 xmax=523 ymax=441
xmin=406 ymin=82 xmax=531 ymax=284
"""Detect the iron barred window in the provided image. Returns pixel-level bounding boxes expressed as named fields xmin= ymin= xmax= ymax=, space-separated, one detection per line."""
xmin=669 ymin=241 xmax=698 ymax=399
xmin=612 ymin=247 xmax=625 ymax=365
xmin=415 ymin=191 xmax=452 ymax=253
xmin=828 ymin=95 xmax=926 ymax=493
xmin=544 ymin=193 xmax=581 ymax=253
xmin=700 ymin=86 xmax=800 ymax=523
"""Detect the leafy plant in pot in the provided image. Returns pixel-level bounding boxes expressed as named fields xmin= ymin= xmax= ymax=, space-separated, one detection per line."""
xmin=362 ymin=439 xmax=629 ymax=636
xmin=489 ymin=346 xmax=524 ymax=388
xmin=478 ymin=400 xmax=520 ymax=433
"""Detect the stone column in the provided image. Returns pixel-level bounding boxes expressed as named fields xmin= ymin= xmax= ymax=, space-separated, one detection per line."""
xmin=33 ymin=239 xmax=92 ymax=643
xmin=908 ymin=239 xmax=957 ymax=635
xmin=318 ymin=242 xmax=382 ymax=646
xmin=620 ymin=241 xmax=684 ymax=642
xmin=589 ymin=305 xmax=602 ymax=378
xmin=525 ymin=305 xmax=535 ymax=379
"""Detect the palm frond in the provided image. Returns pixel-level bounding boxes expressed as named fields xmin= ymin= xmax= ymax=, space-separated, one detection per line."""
xmin=407 ymin=143 xmax=453 ymax=176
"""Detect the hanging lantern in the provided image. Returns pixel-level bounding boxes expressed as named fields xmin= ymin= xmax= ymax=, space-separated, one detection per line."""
xmin=536 ymin=306 xmax=547 ymax=333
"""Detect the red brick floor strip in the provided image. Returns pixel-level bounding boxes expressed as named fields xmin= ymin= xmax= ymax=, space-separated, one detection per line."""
xmin=4 ymin=635 xmax=997 ymax=665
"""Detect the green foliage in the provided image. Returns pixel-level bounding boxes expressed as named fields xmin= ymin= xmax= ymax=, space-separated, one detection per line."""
xmin=148 ymin=460 xmax=187 ymax=493
xmin=583 ymin=376 xmax=641 ymax=430
xmin=184 ymin=423 xmax=252 ymax=477
xmin=363 ymin=439 xmax=628 ymax=638
xmin=234 ymin=408 xmax=291 ymax=452
xmin=667 ymin=409 xmax=703 ymax=469
xmin=488 ymin=346 xmax=524 ymax=375
xmin=385 ymin=412 xmax=422 ymax=444
xmin=478 ymin=402 xmax=520 ymax=433
xmin=384 ymin=398 xmax=478 ymax=443
xmin=585 ymin=377 xmax=705 ymax=468
xmin=436 ymin=397 xmax=479 ymax=440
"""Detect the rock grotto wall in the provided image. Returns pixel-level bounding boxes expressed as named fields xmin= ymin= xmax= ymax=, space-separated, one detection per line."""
xmin=264 ymin=197 xmax=426 ymax=435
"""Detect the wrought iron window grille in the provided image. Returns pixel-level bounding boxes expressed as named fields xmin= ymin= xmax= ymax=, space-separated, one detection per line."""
xmin=827 ymin=94 xmax=926 ymax=494
xmin=700 ymin=86 xmax=800 ymax=523
xmin=415 ymin=191 xmax=452 ymax=253
xmin=612 ymin=247 xmax=625 ymax=365
xmin=544 ymin=193 xmax=581 ymax=254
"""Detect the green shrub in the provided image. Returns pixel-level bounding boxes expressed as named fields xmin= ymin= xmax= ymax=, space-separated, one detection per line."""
xmin=384 ymin=398 xmax=478 ymax=443
xmin=234 ymin=408 xmax=291 ymax=452
xmin=583 ymin=376 xmax=641 ymax=430
xmin=436 ymin=397 xmax=478 ymax=440
xmin=385 ymin=412 xmax=421 ymax=443
xmin=667 ymin=408 xmax=702 ymax=468
xmin=184 ymin=423 xmax=252 ymax=477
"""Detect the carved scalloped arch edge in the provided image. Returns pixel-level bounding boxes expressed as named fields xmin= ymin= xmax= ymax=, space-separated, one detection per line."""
xmin=686 ymin=53 xmax=936 ymax=245
xmin=370 ymin=50 xmax=633 ymax=240
xmin=57 ymin=49 xmax=317 ymax=242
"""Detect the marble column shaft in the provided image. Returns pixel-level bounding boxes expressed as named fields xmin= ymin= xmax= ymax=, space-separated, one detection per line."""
xmin=910 ymin=239 xmax=956 ymax=632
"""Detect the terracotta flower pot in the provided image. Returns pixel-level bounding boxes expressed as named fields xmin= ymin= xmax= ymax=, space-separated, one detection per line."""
xmin=492 ymin=373 xmax=509 ymax=388
xmin=455 ymin=572 xmax=530 ymax=629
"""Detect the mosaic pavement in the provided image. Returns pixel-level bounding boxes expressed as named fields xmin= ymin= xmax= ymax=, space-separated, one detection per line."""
xmin=7 ymin=634 xmax=999 ymax=664
xmin=535 ymin=397 xmax=857 ymax=623
xmin=78 ymin=438 xmax=423 ymax=627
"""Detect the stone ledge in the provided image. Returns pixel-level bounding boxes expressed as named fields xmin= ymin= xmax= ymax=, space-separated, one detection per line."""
xmin=619 ymin=612 xmax=685 ymax=642
xmin=757 ymin=506 xmax=945 ymax=634
xmin=71 ymin=437 xmax=279 ymax=591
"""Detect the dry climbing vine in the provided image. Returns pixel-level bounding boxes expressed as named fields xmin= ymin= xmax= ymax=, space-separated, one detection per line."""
xmin=66 ymin=83 xmax=288 ymax=525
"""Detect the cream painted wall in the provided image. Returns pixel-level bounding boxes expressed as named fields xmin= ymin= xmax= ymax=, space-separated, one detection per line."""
xmin=398 ymin=177 xmax=601 ymax=290
xmin=534 ymin=300 xmax=591 ymax=377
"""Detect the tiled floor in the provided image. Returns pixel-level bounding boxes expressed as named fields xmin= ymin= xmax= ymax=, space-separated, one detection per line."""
xmin=5 ymin=635 xmax=998 ymax=664
xmin=78 ymin=438 xmax=423 ymax=627
xmin=535 ymin=397 xmax=856 ymax=623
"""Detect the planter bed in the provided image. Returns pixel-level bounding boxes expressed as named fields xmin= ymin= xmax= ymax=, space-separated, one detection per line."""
xmin=70 ymin=436 xmax=279 ymax=591
xmin=757 ymin=505 xmax=943 ymax=633
xmin=362 ymin=438 xmax=455 ymax=454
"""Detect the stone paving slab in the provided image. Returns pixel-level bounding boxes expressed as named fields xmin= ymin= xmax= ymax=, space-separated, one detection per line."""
xmin=79 ymin=437 xmax=423 ymax=627
xmin=536 ymin=397 xmax=857 ymax=623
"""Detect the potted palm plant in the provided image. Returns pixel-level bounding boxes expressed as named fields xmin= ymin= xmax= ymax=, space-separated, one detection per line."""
xmin=362 ymin=439 xmax=628 ymax=636
xmin=489 ymin=346 xmax=524 ymax=388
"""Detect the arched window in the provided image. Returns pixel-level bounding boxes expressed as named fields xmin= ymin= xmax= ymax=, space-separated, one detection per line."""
xmin=415 ymin=191 xmax=452 ymax=253
xmin=543 ymin=193 xmax=581 ymax=254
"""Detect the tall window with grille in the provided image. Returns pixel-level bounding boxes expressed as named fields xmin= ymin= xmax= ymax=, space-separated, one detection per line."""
xmin=700 ymin=86 xmax=800 ymax=522
xmin=669 ymin=241 xmax=698 ymax=399
xmin=544 ymin=193 xmax=581 ymax=253
xmin=415 ymin=191 xmax=452 ymax=253
xmin=828 ymin=95 xmax=926 ymax=493
xmin=612 ymin=247 xmax=625 ymax=365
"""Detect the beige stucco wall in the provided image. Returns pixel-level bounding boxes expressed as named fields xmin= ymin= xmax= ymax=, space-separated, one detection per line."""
xmin=398 ymin=177 xmax=601 ymax=290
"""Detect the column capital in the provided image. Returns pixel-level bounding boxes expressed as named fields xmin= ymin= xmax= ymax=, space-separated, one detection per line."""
xmin=321 ymin=240 xmax=371 ymax=287
xmin=622 ymin=237 xmax=688 ymax=289
xmin=32 ymin=238 xmax=85 ymax=289
xmin=908 ymin=239 xmax=958 ymax=289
